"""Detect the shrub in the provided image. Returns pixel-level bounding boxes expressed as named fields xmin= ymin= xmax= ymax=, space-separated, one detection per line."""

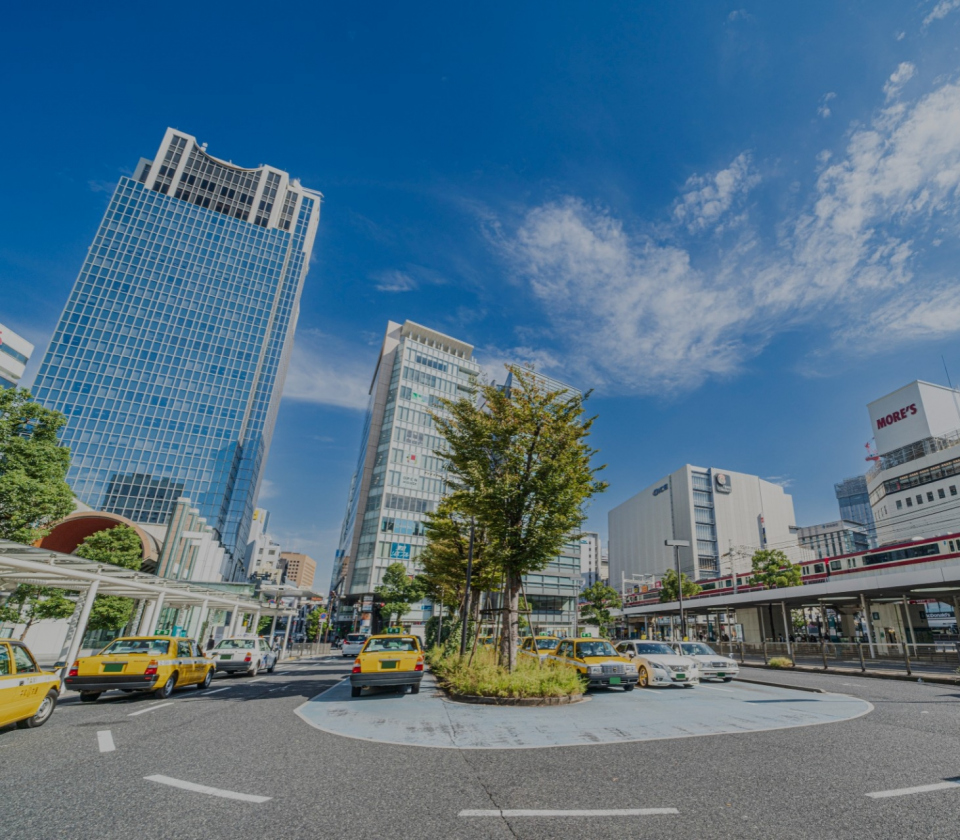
xmin=768 ymin=656 xmax=794 ymax=669
xmin=429 ymin=649 xmax=583 ymax=698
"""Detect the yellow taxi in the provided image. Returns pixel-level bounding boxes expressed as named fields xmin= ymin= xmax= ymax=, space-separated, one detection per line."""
xmin=65 ymin=635 xmax=215 ymax=702
xmin=350 ymin=632 xmax=424 ymax=697
xmin=518 ymin=635 xmax=562 ymax=662
xmin=0 ymin=640 xmax=60 ymax=730
xmin=550 ymin=637 xmax=638 ymax=691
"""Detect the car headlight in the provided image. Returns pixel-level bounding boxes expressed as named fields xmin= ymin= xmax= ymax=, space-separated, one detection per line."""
xmin=587 ymin=665 xmax=602 ymax=675
xmin=654 ymin=663 xmax=669 ymax=672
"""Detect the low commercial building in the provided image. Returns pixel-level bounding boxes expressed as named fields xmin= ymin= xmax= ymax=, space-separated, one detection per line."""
xmin=797 ymin=520 xmax=870 ymax=560
xmin=0 ymin=321 xmax=33 ymax=388
xmin=281 ymin=552 xmax=317 ymax=589
xmin=866 ymin=381 xmax=960 ymax=545
xmin=609 ymin=465 xmax=807 ymax=587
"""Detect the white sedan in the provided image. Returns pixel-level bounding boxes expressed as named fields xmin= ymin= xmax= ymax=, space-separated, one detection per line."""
xmin=210 ymin=636 xmax=277 ymax=676
xmin=341 ymin=633 xmax=369 ymax=658
xmin=671 ymin=642 xmax=739 ymax=682
xmin=615 ymin=641 xmax=700 ymax=688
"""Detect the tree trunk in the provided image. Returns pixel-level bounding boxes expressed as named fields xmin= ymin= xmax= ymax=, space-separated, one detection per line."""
xmin=499 ymin=572 xmax=522 ymax=671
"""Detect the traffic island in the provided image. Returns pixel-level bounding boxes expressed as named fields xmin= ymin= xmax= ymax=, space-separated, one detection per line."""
xmin=445 ymin=691 xmax=586 ymax=706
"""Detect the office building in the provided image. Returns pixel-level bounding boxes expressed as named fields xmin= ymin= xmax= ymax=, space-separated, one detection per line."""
xmin=834 ymin=475 xmax=877 ymax=546
xmin=580 ymin=532 xmax=603 ymax=588
xmin=31 ymin=129 xmax=321 ymax=576
xmin=331 ymin=320 xmax=480 ymax=634
xmin=609 ymin=466 xmax=807 ymax=587
xmin=280 ymin=552 xmax=316 ymax=589
xmin=245 ymin=508 xmax=283 ymax=582
xmin=0 ymin=322 xmax=34 ymax=388
xmin=866 ymin=381 xmax=960 ymax=544
xmin=797 ymin=520 xmax=870 ymax=560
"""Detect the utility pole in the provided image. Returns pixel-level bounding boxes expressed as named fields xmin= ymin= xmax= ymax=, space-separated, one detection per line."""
xmin=666 ymin=539 xmax=691 ymax=641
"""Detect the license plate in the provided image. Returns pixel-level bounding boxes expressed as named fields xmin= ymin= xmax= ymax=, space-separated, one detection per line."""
xmin=220 ymin=654 xmax=231 ymax=660
xmin=717 ymin=673 xmax=725 ymax=677
xmin=103 ymin=663 xmax=125 ymax=673
xmin=381 ymin=661 xmax=398 ymax=670
xmin=609 ymin=676 xmax=621 ymax=685
xmin=675 ymin=674 xmax=686 ymax=680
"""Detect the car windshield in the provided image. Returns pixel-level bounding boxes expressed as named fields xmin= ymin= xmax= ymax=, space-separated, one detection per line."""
xmin=364 ymin=638 xmax=418 ymax=653
xmin=576 ymin=641 xmax=617 ymax=658
xmin=680 ymin=643 xmax=716 ymax=656
xmin=530 ymin=639 xmax=559 ymax=650
xmin=215 ymin=640 xmax=255 ymax=649
xmin=635 ymin=643 xmax=676 ymax=655
xmin=101 ymin=638 xmax=170 ymax=656
xmin=346 ymin=635 xmax=367 ymax=643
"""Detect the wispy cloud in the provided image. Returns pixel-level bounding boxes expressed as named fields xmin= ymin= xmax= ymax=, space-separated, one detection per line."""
xmin=923 ymin=0 xmax=960 ymax=27
xmin=883 ymin=62 xmax=915 ymax=101
xmin=494 ymin=62 xmax=960 ymax=394
xmin=282 ymin=329 xmax=372 ymax=410
xmin=373 ymin=269 xmax=419 ymax=292
xmin=88 ymin=179 xmax=117 ymax=194
xmin=818 ymin=91 xmax=836 ymax=118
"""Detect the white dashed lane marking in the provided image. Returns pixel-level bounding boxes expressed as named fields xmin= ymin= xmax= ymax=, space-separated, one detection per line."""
xmin=460 ymin=809 xmax=679 ymax=817
xmin=145 ymin=775 xmax=271 ymax=803
xmin=200 ymin=687 xmax=231 ymax=695
xmin=867 ymin=780 xmax=960 ymax=799
xmin=97 ymin=730 xmax=115 ymax=753
xmin=128 ymin=702 xmax=174 ymax=717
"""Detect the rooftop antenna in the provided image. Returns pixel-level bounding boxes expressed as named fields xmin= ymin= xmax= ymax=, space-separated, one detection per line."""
xmin=943 ymin=355 xmax=956 ymax=390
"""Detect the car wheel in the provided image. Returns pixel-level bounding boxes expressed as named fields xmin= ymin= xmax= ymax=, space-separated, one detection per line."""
xmin=683 ymin=683 xmax=695 ymax=689
xmin=199 ymin=668 xmax=213 ymax=689
xmin=80 ymin=692 xmax=101 ymax=703
xmin=18 ymin=690 xmax=58 ymax=728
xmin=351 ymin=686 xmax=362 ymax=698
xmin=723 ymin=677 xmax=733 ymax=682
xmin=154 ymin=675 xmax=176 ymax=699
xmin=410 ymin=683 xmax=420 ymax=695
xmin=623 ymin=683 xmax=635 ymax=692
xmin=267 ymin=660 xmax=276 ymax=673
xmin=638 ymin=667 xmax=649 ymax=688
xmin=247 ymin=663 xmax=259 ymax=677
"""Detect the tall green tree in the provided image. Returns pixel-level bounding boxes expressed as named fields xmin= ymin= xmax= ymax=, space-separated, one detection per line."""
xmin=433 ymin=366 xmax=606 ymax=670
xmin=658 ymin=568 xmax=702 ymax=603
xmin=0 ymin=388 xmax=74 ymax=544
xmin=374 ymin=562 xmax=426 ymax=627
xmin=74 ymin=525 xmax=144 ymax=632
xmin=306 ymin=607 xmax=322 ymax=642
xmin=748 ymin=549 xmax=803 ymax=589
xmin=579 ymin=581 xmax=621 ymax=637
xmin=0 ymin=585 xmax=76 ymax=640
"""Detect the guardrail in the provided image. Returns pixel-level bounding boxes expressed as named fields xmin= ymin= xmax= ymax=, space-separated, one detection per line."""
xmin=714 ymin=640 xmax=960 ymax=679
xmin=281 ymin=642 xmax=331 ymax=660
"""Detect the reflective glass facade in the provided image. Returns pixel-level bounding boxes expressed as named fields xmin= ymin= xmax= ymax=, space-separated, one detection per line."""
xmin=33 ymin=130 xmax=321 ymax=571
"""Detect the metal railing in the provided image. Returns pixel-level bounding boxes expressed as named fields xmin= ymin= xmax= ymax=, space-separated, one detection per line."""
xmin=715 ymin=640 xmax=960 ymax=679
xmin=281 ymin=642 xmax=331 ymax=660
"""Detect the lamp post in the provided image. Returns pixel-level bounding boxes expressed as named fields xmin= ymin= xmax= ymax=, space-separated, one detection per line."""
xmin=665 ymin=539 xmax=691 ymax=641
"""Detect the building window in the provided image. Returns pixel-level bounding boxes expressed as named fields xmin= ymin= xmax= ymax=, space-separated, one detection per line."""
xmin=927 ymin=492 xmax=935 ymax=502
xmin=938 ymin=488 xmax=946 ymax=499
xmin=896 ymin=500 xmax=902 ymax=510
xmin=952 ymin=486 xmax=958 ymax=496
xmin=906 ymin=498 xmax=912 ymax=507
xmin=917 ymin=495 xmax=923 ymax=505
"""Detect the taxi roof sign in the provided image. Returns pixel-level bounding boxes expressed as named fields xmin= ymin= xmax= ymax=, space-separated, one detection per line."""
xmin=385 ymin=627 xmax=403 ymax=634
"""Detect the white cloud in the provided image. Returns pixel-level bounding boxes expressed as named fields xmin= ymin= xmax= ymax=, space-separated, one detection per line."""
xmin=497 ymin=65 xmax=960 ymax=394
xmin=818 ymin=91 xmax=836 ymax=118
xmin=923 ymin=0 xmax=960 ymax=27
xmin=373 ymin=270 xmax=418 ymax=292
xmin=883 ymin=62 xmax=916 ymax=101
xmin=257 ymin=479 xmax=278 ymax=501
xmin=672 ymin=152 xmax=759 ymax=232
xmin=282 ymin=330 xmax=372 ymax=410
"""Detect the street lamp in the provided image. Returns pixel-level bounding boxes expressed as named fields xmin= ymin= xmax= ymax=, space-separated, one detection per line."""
xmin=665 ymin=539 xmax=691 ymax=641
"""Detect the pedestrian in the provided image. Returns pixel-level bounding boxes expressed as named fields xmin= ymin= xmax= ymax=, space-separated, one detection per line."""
xmin=205 ymin=637 xmax=215 ymax=651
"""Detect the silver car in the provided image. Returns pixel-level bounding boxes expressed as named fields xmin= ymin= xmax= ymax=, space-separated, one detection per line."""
xmin=210 ymin=636 xmax=277 ymax=676
xmin=671 ymin=642 xmax=739 ymax=682
xmin=615 ymin=640 xmax=700 ymax=688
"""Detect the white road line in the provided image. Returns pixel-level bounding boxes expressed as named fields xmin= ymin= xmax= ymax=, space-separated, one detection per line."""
xmin=249 ymin=677 xmax=268 ymax=683
xmin=200 ymin=687 xmax=230 ymax=695
xmin=145 ymin=775 xmax=271 ymax=803
xmin=128 ymin=702 xmax=174 ymax=717
xmin=699 ymin=686 xmax=734 ymax=693
xmin=97 ymin=730 xmax=115 ymax=753
xmin=459 ymin=809 xmax=679 ymax=817
xmin=867 ymin=780 xmax=960 ymax=799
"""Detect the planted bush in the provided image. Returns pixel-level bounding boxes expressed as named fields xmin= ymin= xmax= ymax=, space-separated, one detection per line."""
xmin=767 ymin=656 xmax=794 ymax=669
xmin=429 ymin=649 xmax=583 ymax=698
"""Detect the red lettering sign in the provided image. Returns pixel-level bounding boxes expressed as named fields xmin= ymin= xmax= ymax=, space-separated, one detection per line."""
xmin=877 ymin=403 xmax=917 ymax=430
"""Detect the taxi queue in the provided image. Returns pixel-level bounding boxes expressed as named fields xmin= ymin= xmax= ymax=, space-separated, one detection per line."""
xmin=1 ymin=632 xmax=281 ymax=733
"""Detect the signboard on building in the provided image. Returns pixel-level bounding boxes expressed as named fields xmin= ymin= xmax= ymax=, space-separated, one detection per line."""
xmin=868 ymin=381 xmax=960 ymax=456
xmin=390 ymin=543 xmax=412 ymax=560
xmin=400 ymin=475 xmax=419 ymax=490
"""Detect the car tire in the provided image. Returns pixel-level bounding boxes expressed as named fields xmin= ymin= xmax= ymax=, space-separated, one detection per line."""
xmin=723 ymin=677 xmax=733 ymax=682
xmin=410 ymin=683 xmax=420 ymax=695
xmin=683 ymin=683 xmax=695 ymax=689
xmin=638 ymin=667 xmax=649 ymax=688
xmin=18 ymin=690 xmax=58 ymax=728
xmin=247 ymin=663 xmax=259 ymax=677
xmin=154 ymin=675 xmax=176 ymax=699
xmin=351 ymin=686 xmax=362 ymax=698
xmin=267 ymin=660 xmax=276 ymax=673
xmin=623 ymin=683 xmax=635 ymax=692
xmin=79 ymin=692 xmax=101 ymax=703
xmin=199 ymin=668 xmax=214 ymax=690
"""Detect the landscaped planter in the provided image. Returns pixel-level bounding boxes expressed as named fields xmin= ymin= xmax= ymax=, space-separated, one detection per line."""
xmin=445 ymin=691 xmax=586 ymax=706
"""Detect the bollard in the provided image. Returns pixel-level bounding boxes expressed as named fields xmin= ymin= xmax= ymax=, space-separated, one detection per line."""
xmin=739 ymin=641 xmax=745 ymax=664
xmin=820 ymin=641 xmax=828 ymax=671
xmin=762 ymin=640 xmax=768 ymax=665
xmin=857 ymin=641 xmax=865 ymax=673
xmin=903 ymin=643 xmax=912 ymax=677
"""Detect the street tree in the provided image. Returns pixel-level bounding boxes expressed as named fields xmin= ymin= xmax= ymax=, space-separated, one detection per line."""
xmin=749 ymin=549 xmax=803 ymax=589
xmin=74 ymin=525 xmax=144 ymax=633
xmin=0 ymin=585 xmax=76 ymax=640
xmin=433 ymin=365 xmax=606 ymax=671
xmin=579 ymin=581 xmax=621 ymax=637
xmin=306 ymin=607 xmax=322 ymax=642
xmin=658 ymin=568 xmax=702 ymax=603
xmin=375 ymin=562 xmax=425 ymax=627
xmin=0 ymin=388 xmax=74 ymax=544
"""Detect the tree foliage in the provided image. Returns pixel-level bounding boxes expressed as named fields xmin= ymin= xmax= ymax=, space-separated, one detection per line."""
xmin=749 ymin=549 xmax=803 ymax=589
xmin=432 ymin=366 xmax=606 ymax=670
xmin=306 ymin=607 xmax=323 ymax=642
xmin=579 ymin=581 xmax=621 ymax=636
xmin=74 ymin=524 xmax=144 ymax=632
xmin=374 ymin=562 xmax=426 ymax=627
xmin=0 ymin=585 xmax=76 ymax=639
xmin=658 ymin=568 xmax=702 ymax=603
xmin=258 ymin=615 xmax=273 ymax=635
xmin=0 ymin=388 xmax=74 ymax=544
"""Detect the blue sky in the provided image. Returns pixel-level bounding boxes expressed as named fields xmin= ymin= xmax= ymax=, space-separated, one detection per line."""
xmin=5 ymin=2 xmax=960 ymax=589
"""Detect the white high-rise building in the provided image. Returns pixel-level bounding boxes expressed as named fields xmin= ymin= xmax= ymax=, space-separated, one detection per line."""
xmin=0 ymin=322 xmax=33 ymax=388
xmin=579 ymin=532 xmax=603 ymax=589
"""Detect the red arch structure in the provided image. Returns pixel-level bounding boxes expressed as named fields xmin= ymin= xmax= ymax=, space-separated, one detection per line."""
xmin=37 ymin=511 xmax=160 ymax=566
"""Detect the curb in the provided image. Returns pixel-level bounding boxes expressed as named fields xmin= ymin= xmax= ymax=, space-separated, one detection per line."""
xmin=740 ymin=664 xmax=960 ymax=687
xmin=444 ymin=692 xmax=587 ymax=707
xmin=734 ymin=673 xmax=826 ymax=693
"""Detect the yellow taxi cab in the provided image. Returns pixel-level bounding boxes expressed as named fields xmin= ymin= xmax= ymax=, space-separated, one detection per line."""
xmin=350 ymin=631 xmax=424 ymax=697
xmin=550 ymin=637 xmax=638 ymax=691
xmin=65 ymin=635 xmax=214 ymax=703
xmin=518 ymin=635 xmax=562 ymax=663
xmin=0 ymin=640 xmax=60 ymax=730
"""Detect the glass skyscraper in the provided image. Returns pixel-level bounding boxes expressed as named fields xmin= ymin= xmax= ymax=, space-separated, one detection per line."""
xmin=32 ymin=129 xmax=321 ymax=576
xmin=834 ymin=475 xmax=877 ymax=547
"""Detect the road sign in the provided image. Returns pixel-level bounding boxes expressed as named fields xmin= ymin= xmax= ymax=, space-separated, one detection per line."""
xmin=319 ymin=613 xmax=328 ymax=620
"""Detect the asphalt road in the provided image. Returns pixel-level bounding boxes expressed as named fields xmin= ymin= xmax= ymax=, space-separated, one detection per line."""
xmin=2 ymin=656 xmax=959 ymax=839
